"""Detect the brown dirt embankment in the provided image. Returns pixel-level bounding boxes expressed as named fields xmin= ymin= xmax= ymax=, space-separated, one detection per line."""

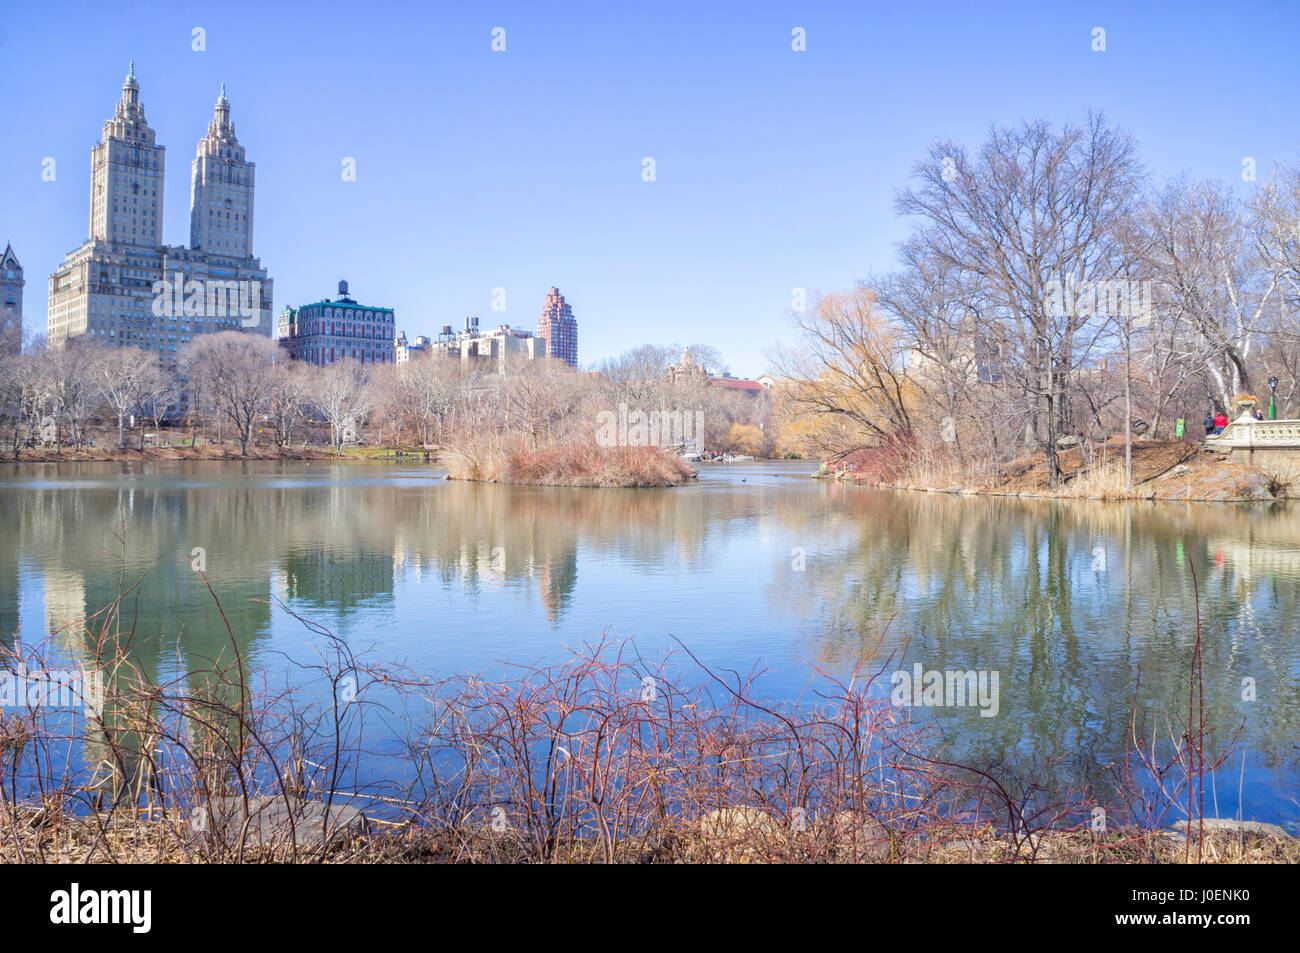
xmin=822 ymin=438 xmax=1292 ymax=503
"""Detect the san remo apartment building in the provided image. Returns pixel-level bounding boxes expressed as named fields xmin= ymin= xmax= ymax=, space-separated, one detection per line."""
xmin=48 ymin=65 xmax=273 ymax=363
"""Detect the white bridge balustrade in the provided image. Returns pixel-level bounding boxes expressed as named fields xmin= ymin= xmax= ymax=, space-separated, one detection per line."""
xmin=1208 ymin=538 xmax=1300 ymax=581
xmin=1205 ymin=412 xmax=1300 ymax=477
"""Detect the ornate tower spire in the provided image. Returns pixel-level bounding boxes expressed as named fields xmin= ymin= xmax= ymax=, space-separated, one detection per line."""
xmin=121 ymin=60 xmax=140 ymax=109
xmin=212 ymin=82 xmax=231 ymax=134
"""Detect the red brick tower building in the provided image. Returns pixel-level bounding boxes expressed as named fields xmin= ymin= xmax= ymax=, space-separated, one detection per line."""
xmin=537 ymin=286 xmax=578 ymax=367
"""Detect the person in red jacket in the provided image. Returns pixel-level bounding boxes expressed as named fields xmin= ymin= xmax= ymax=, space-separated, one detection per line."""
xmin=1213 ymin=412 xmax=1228 ymax=433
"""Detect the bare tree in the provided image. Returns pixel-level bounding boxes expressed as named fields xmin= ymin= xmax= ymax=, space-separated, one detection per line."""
xmin=93 ymin=346 xmax=167 ymax=448
xmin=596 ymin=344 xmax=677 ymax=407
xmin=267 ymin=360 xmax=312 ymax=448
xmin=875 ymin=250 xmax=1015 ymax=471
xmin=1147 ymin=179 xmax=1277 ymax=409
xmin=895 ymin=113 xmax=1142 ymax=487
xmin=399 ymin=352 xmax=463 ymax=447
xmin=680 ymin=343 xmax=726 ymax=376
xmin=496 ymin=361 xmax=584 ymax=448
xmin=185 ymin=332 xmax=281 ymax=455
xmin=0 ymin=348 xmax=46 ymax=457
xmin=311 ymin=360 xmax=373 ymax=455
xmin=1252 ymin=161 xmax=1300 ymax=318
xmin=138 ymin=367 xmax=177 ymax=448
xmin=40 ymin=341 xmax=103 ymax=452
xmin=1252 ymin=162 xmax=1300 ymax=414
xmin=773 ymin=286 xmax=915 ymax=449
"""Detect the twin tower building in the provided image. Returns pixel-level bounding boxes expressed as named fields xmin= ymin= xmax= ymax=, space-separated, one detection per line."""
xmin=48 ymin=65 xmax=580 ymax=370
xmin=48 ymin=65 xmax=272 ymax=360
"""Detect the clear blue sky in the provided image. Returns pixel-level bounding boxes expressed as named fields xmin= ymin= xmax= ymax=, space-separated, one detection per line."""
xmin=2 ymin=1 xmax=1297 ymax=374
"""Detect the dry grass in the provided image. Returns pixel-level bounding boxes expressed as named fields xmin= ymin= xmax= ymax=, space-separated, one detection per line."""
xmin=446 ymin=439 xmax=694 ymax=487
xmin=4 ymin=803 xmax=1296 ymax=864
xmin=507 ymin=443 xmax=694 ymax=487
xmin=1050 ymin=461 xmax=1147 ymax=499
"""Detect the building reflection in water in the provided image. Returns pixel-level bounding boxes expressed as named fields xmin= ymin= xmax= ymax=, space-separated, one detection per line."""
xmin=0 ymin=463 xmax=1297 ymax=819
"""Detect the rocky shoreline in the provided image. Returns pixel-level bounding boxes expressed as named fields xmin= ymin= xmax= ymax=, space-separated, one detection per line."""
xmin=866 ymin=467 xmax=1286 ymax=503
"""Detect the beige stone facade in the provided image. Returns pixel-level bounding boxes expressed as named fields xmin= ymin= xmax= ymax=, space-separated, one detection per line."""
xmin=48 ymin=66 xmax=272 ymax=361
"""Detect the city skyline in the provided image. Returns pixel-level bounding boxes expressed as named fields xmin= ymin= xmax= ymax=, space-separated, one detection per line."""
xmin=3 ymin=1 xmax=1299 ymax=374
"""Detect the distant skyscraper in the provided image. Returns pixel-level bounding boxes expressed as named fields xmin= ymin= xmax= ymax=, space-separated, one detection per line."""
xmin=48 ymin=65 xmax=273 ymax=361
xmin=1 ymin=243 xmax=22 ymax=351
xmin=537 ymin=286 xmax=577 ymax=367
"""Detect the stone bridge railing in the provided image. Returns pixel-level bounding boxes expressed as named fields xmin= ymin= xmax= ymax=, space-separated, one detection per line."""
xmin=1206 ymin=414 xmax=1300 ymax=448
xmin=1205 ymin=413 xmax=1300 ymax=477
xmin=1206 ymin=537 xmax=1300 ymax=578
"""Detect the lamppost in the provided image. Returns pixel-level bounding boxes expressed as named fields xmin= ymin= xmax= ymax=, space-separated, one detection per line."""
xmin=1269 ymin=376 xmax=1279 ymax=419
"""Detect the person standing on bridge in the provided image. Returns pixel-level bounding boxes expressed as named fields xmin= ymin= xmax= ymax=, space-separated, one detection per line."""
xmin=1213 ymin=411 xmax=1228 ymax=434
xmin=1204 ymin=412 xmax=1215 ymax=436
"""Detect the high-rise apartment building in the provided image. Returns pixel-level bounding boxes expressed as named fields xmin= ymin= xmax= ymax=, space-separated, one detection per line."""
xmin=537 ymin=286 xmax=577 ymax=367
xmin=48 ymin=66 xmax=272 ymax=361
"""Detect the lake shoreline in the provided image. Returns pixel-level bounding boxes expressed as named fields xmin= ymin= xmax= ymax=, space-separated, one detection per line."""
xmin=817 ymin=438 xmax=1292 ymax=503
xmin=4 ymin=444 xmax=340 ymax=463
xmin=5 ymin=803 xmax=1294 ymax=864
xmin=846 ymin=476 xmax=1289 ymax=504
xmin=2 ymin=444 xmax=704 ymax=487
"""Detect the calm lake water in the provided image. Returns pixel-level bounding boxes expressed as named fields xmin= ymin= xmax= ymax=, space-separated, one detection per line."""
xmin=1 ymin=460 xmax=1297 ymax=825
